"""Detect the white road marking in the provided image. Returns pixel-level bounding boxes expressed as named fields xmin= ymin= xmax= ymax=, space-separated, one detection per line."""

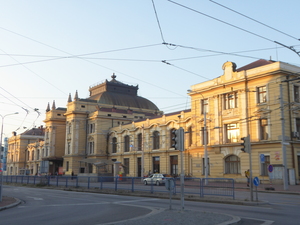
xmin=26 ymin=196 xmax=43 ymax=200
xmin=242 ymin=216 xmax=274 ymax=225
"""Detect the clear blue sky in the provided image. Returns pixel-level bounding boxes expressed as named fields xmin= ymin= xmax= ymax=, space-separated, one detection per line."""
xmin=1 ymin=0 xmax=300 ymax=138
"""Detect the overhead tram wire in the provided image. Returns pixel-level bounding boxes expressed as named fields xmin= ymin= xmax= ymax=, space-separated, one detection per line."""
xmin=163 ymin=42 xmax=262 ymax=61
xmin=167 ymin=0 xmax=274 ymax=43
xmin=162 ymin=60 xmax=210 ymax=80
xmin=164 ymin=45 xmax=300 ymax=62
xmin=0 ymin=86 xmax=41 ymax=130
xmin=0 ymin=27 xmax=184 ymax=99
xmin=0 ymin=43 xmax=162 ymax=68
xmin=209 ymin=0 xmax=300 ymax=41
xmin=0 ymin=48 xmax=68 ymax=96
xmin=167 ymin=0 xmax=300 ymax=58
xmin=151 ymin=0 xmax=166 ymax=43
xmin=151 ymin=0 xmax=177 ymax=50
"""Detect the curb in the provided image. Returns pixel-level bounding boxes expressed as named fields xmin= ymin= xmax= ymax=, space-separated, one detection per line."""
xmin=0 ymin=198 xmax=22 ymax=211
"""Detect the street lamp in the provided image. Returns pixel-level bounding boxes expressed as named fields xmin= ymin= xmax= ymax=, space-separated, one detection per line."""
xmin=0 ymin=112 xmax=19 ymax=202
xmin=187 ymin=90 xmax=208 ymax=182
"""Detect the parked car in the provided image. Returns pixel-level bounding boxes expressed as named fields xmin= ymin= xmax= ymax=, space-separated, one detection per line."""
xmin=143 ymin=173 xmax=171 ymax=186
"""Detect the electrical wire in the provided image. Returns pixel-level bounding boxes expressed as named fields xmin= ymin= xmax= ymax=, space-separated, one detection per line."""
xmin=151 ymin=0 xmax=166 ymax=43
xmin=167 ymin=0 xmax=275 ymax=43
xmin=209 ymin=0 xmax=300 ymax=41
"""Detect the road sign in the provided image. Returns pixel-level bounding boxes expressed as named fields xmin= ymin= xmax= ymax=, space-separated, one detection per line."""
xmin=260 ymin=154 xmax=265 ymax=163
xmin=165 ymin=178 xmax=175 ymax=191
xmin=253 ymin=177 xmax=260 ymax=186
xmin=268 ymin=164 xmax=273 ymax=173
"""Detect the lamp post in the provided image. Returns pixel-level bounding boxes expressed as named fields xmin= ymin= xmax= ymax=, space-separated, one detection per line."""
xmin=0 ymin=112 xmax=19 ymax=202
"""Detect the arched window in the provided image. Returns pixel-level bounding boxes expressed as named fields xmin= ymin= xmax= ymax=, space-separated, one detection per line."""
xmin=137 ymin=133 xmax=142 ymax=151
xmin=225 ymin=155 xmax=240 ymax=174
xmin=170 ymin=128 xmax=176 ymax=148
xmin=112 ymin=137 xmax=117 ymax=153
xmin=188 ymin=126 xmax=192 ymax=146
xmin=153 ymin=131 xmax=160 ymax=149
xmin=124 ymin=135 xmax=130 ymax=152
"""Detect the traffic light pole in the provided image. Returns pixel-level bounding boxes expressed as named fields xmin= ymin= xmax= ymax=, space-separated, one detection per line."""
xmin=248 ymin=136 xmax=253 ymax=202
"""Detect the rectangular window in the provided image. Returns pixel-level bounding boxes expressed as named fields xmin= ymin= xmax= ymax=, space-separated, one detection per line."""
xmin=67 ymin=142 xmax=71 ymax=154
xmin=89 ymin=141 xmax=94 ymax=154
xmin=260 ymin=155 xmax=270 ymax=176
xmin=201 ymin=99 xmax=208 ymax=114
xmin=296 ymin=118 xmax=300 ymax=133
xmin=259 ymin=119 xmax=268 ymax=140
xmin=152 ymin=156 xmax=160 ymax=173
xmin=170 ymin=155 xmax=178 ymax=176
xmin=257 ymin=86 xmax=267 ymax=103
xmin=298 ymin=155 xmax=300 ymax=176
xmin=89 ymin=123 xmax=95 ymax=133
xmin=124 ymin=158 xmax=129 ymax=175
xmin=225 ymin=123 xmax=239 ymax=143
xmin=66 ymin=161 xmax=69 ymax=172
xmin=223 ymin=92 xmax=238 ymax=109
xmin=112 ymin=137 xmax=117 ymax=153
xmin=294 ymin=86 xmax=300 ymax=103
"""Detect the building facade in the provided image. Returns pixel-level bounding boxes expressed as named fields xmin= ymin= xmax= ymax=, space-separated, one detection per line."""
xmin=43 ymin=74 xmax=162 ymax=176
xmin=107 ymin=60 xmax=300 ymax=184
xmin=5 ymin=60 xmax=300 ymax=184
xmin=6 ymin=127 xmax=45 ymax=175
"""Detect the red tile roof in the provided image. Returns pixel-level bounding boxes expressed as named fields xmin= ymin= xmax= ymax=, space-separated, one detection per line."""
xmin=236 ymin=59 xmax=275 ymax=72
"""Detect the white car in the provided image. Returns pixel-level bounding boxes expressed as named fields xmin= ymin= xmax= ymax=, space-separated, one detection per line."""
xmin=143 ymin=174 xmax=168 ymax=186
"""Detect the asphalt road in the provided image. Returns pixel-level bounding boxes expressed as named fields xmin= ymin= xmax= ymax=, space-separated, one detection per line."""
xmin=1 ymin=185 xmax=300 ymax=225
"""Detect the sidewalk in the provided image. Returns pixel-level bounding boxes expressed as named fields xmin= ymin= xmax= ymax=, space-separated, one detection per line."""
xmin=234 ymin=182 xmax=300 ymax=194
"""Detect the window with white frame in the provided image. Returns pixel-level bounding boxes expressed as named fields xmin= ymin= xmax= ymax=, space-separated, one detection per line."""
xmin=124 ymin=135 xmax=130 ymax=152
xmin=88 ymin=141 xmax=94 ymax=154
xmin=294 ymin=85 xmax=300 ymax=103
xmin=260 ymin=155 xmax=270 ymax=176
xmin=67 ymin=142 xmax=71 ymax=154
xmin=112 ymin=137 xmax=117 ymax=153
xmin=188 ymin=126 xmax=193 ymax=147
xmin=257 ymin=86 xmax=267 ymax=103
xmin=201 ymin=99 xmax=209 ymax=114
xmin=124 ymin=158 xmax=129 ymax=175
xmin=89 ymin=123 xmax=95 ymax=133
xmin=137 ymin=133 xmax=142 ymax=151
xmin=225 ymin=155 xmax=240 ymax=174
xmin=153 ymin=131 xmax=160 ymax=150
xmin=225 ymin=123 xmax=239 ymax=143
xmin=259 ymin=118 xmax=268 ymax=140
xmin=223 ymin=92 xmax=238 ymax=109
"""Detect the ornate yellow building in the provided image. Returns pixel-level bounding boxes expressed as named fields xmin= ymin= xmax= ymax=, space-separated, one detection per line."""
xmin=6 ymin=127 xmax=44 ymax=175
xmin=108 ymin=59 xmax=300 ymax=184
xmin=6 ymin=60 xmax=300 ymax=184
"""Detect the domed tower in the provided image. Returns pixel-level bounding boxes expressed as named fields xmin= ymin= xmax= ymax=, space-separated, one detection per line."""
xmin=63 ymin=74 xmax=162 ymax=175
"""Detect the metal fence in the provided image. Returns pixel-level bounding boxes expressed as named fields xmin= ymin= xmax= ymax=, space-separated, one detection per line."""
xmin=3 ymin=175 xmax=235 ymax=199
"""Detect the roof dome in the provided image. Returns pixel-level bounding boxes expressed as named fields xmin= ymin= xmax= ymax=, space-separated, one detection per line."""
xmin=87 ymin=74 xmax=159 ymax=111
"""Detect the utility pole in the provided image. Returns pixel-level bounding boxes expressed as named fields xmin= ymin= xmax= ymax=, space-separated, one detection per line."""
xmin=280 ymin=84 xmax=289 ymax=190
xmin=204 ymin=110 xmax=208 ymax=185
xmin=141 ymin=125 xmax=144 ymax=181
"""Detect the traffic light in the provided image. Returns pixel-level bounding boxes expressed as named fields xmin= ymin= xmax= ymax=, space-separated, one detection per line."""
xmin=241 ymin=135 xmax=250 ymax=153
xmin=175 ymin=127 xmax=185 ymax=151
xmin=171 ymin=129 xmax=177 ymax=149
